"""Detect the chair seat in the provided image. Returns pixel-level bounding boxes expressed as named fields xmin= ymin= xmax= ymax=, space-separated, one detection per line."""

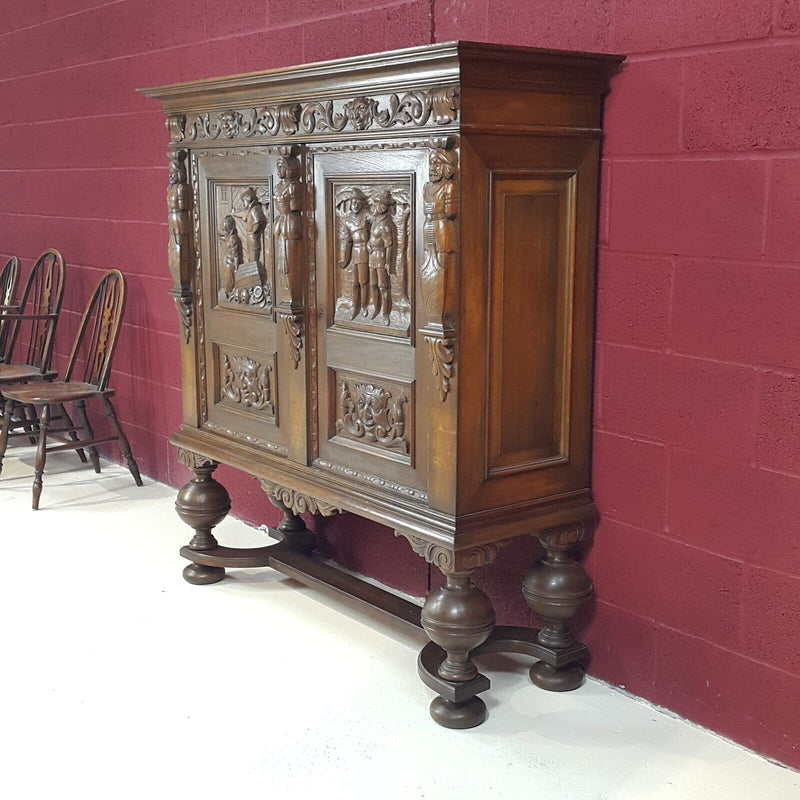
xmin=2 ymin=381 xmax=106 ymax=404
xmin=0 ymin=363 xmax=53 ymax=383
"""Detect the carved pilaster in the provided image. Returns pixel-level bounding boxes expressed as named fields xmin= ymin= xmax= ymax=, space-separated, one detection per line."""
xmin=166 ymin=150 xmax=195 ymax=341
xmin=419 ymin=139 xmax=458 ymax=402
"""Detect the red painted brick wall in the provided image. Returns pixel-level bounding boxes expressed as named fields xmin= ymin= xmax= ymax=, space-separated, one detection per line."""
xmin=2 ymin=0 xmax=799 ymax=768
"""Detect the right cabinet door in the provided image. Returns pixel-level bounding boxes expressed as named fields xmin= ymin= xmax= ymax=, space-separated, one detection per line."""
xmin=308 ymin=144 xmax=431 ymax=501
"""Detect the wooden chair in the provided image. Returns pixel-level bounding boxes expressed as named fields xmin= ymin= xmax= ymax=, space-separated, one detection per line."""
xmin=0 ymin=256 xmax=20 ymax=363
xmin=0 ymin=269 xmax=142 ymax=509
xmin=0 ymin=249 xmax=64 ymax=385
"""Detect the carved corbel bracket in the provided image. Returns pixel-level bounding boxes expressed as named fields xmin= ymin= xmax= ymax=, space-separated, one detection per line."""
xmin=279 ymin=309 xmax=303 ymax=368
xmin=421 ymin=327 xmax=455 ymax=402
xmin=176 ymin=447 xmax=216 ymax=471
xmin=259 ymin=479 xmax=341 ymax=517
xmin=536 ymin=521 xmax=589 ymax=551
xmin=395 ymin=530 xmax=499 ymax=575
xmin=169 ymin=286 xmax=193 ymax=343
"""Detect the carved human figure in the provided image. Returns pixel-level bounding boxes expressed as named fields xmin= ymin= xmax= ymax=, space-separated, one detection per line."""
xmin=218 ymin=214 xmax=242 ymax=296
xmin=421 ymin=148 xmax=458 ymax=323
xmin=241 ymin=187 xmax=267 ymax=265
xmin=166 ymin=152 xmax=192 ymax=290
xmin=367 ymin=190 xmax=397 ymax=325
xmin=273 ymin=155 xmax=303 ymax=298
xmin=336 ymin=188 xmax=370 ymax=319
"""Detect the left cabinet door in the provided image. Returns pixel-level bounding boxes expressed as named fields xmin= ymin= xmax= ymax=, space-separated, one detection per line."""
xmin=191 ymin=146 xmax=295 ymax=460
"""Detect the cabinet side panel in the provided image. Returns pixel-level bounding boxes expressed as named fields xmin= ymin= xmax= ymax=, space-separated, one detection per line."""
xmin=487 ymin=175 xmax=576 ymax=474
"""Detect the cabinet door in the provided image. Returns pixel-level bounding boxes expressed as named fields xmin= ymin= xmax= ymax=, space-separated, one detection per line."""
xmin=191 ymin=146 xmax=300 ymax=461
xmin=308 ymin=145 xmax=430 ymax=500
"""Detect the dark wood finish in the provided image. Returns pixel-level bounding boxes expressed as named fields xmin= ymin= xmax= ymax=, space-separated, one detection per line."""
xmin=0 ymin=249 xmax=64 ymax=385
xmin=0 ymin=256 xmax=20 ymax=363
xmin=0 ymin=270 xmax=142 ymax=508
xmin=141 ymin=41 xmax=622 ymax=726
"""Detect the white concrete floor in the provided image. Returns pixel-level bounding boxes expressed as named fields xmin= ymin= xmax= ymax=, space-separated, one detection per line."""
xmin=0 ymin=447 xmax=798 ymax=800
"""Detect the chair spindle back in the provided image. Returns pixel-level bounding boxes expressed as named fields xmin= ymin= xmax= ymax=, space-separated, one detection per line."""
xmin=0 ymin=256 xmax=20 ymax=361
xmin=64 ymin=270 xmax=126 ymax=391
xmin=5 ymin=249 xmax=65 ymax=371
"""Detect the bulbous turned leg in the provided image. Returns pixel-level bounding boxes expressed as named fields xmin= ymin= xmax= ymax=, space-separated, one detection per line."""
xmin=175 ymin=450 xmax=231 ymax=585
xmin=421 ymin=571 xmax=496 ymax=729
xmin=523 ymin=524 xmax=593 ymax=691
xmin=271 ymin=496 xmax=316 ymax=555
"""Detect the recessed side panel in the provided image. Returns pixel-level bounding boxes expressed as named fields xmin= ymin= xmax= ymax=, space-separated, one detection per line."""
xmin=486 ymin=172 xmax=576 ymax=477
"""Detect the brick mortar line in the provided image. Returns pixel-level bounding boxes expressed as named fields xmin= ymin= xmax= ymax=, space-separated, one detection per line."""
xmin=620 ymin=31 xmax=800 ymax=62
xmin=0 ymin=110 xmax=156 ymax=129
xmin=0 ymin=0 xmax=125 ymax=40
xmin=605 ymin=152 xmax=800 ymax=162
xmin=599 ymin=247 xmax=800 ymax=270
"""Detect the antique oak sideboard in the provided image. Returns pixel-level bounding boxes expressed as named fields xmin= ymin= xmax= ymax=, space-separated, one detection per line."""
xmin=140 ymin=41 xmax=622 ymax=728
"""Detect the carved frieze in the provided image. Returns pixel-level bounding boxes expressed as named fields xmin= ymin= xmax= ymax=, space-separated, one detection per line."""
xmin=335 ymin=377 xmax=409 ymax=455
xmin=214 ymin=183 xmax=272 ymax=310
xmin=172 ymin=87 xmax=459 ymax=143
xmin=260 ymin=480 xmax=341 ymax=517
xmin=333 ymin=181 xmax=412 ymax=336
xmin=177 ymin=447 xmax=216 ymax=471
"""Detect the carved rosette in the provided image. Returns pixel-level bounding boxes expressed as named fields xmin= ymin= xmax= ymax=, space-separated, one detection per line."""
xmin=395 ymin=531 xmax=499 ymax=575
xmin=259 ymin=480 xmax=341 ymax=517
xmin=173 ymin=87 xmax=459 ymax=143
xmin=176 ymin=447 xmax=216 ymax=471
xmin=335 ymin=379 xmax=408 ymax=454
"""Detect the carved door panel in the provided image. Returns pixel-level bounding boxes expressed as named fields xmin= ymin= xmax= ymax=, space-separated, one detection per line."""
xmin=192 ymin=147 xmax=293 ymax=458
xmin=309 ymin=145 xmax=430 ymax=499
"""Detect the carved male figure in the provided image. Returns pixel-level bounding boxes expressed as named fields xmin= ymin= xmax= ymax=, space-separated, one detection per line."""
xmin=166 ymin=152 xmax=192 ymax=289
xmin=273 ymin=155 xmax=303 ymax=299
xmin=336 ymin=187 xmax=370 ymax=319
xmin=219 ymin=214 xmax=242 ymax=296
xmin=367 ymin=189 xmax=397 ymax=324
xmin=421 ymin=148 xmax=458 ymax=323
xmin=241 ymin=187 xmax=267 ymax=266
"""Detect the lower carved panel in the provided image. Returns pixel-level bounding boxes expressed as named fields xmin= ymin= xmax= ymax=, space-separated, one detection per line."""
xmin=214 ymin=343 xmax=276 ymax=420
xmin=330 ymin=369 xmax=413 ymax=464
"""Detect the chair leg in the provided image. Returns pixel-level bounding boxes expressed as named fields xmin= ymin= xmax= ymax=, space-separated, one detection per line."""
xmin=74 ymin=399 xmax=100 ymax=473
xmin=32 ymin=404 xmax=50 ymax=510
xmin=102 ymin=397 xmax=142 ymax=487
xmin=0 ymin=398 xmax=14 ymax=476
xmin=56 ymin=403 xmax=88 ymax=464
xmin=19 ymin=404 xmax=37 ymax=446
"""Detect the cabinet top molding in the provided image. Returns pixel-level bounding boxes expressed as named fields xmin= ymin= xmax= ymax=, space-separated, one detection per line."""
xmin=138 ymin=40 xmax=624 ymax=121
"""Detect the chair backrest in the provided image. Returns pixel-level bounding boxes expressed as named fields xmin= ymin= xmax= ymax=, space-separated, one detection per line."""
xmin=64 ymin=270 xmax=126 ymax=391
xmin=0 ymin=256 xmax=20 ymax=360
xmin=5 ymin=249 xmax=65 ymax=371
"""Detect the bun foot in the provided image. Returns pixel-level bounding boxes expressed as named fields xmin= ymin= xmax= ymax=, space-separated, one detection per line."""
xmin=183 ymin=563 xmax=225 ymax=585
xmin=529 ymin=660 xmax=584 ymax=692
xmin=430 ymin=696 xmax=486 ymax=729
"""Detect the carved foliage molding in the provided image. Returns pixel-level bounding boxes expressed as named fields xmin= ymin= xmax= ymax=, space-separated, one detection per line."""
xmin=260 ymin=480 xmax=341 ymax=517
xmin=335 ymin=377 xmax=408 ymax=455
xmin=168 ymin=87 xmax=459 ymax=143
xmin=395 ymin=531 xmax=499 ymax=574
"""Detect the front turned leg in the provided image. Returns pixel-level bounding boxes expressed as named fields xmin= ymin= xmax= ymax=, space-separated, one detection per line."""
xmin=421 ymin=569 xmax=496 ymax=728
xmin=175 ymin=449 xmax=231 ymax=584
xmin=259 ymin=481 xmax=318 ymax=555
xmin=522 ymin=524 xmax=593 ymax=691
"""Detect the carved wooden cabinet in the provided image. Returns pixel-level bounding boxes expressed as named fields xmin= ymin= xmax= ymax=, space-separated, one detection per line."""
xmin=141 ymin=41 xmax=622 ymax=728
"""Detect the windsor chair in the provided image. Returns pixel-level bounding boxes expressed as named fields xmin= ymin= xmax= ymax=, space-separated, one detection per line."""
xmin=0 ymin=256 xmax=20 ymax=363
xmin=0 ymin=269 xmax=142 ymax=509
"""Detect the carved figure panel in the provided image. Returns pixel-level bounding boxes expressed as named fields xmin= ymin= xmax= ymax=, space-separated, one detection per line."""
xmin=214 ymin=344 xmax=276 ymax=419
xmin=166 ymin=150 xmax=193 ymax=340
xmin=332 ymin=370 xmax=412 ymax=462
xmin=332 ymin=178 xmax=413 ymax=337
xmin=212 ymin=182 xmax=272 ymax=310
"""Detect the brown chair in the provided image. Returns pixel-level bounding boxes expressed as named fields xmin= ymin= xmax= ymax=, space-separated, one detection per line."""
xmin=0 ymin=256 xmax=20 ymax=363
xmin=0 ymin=249 xmax=64 ymax=385
xmin=0 ymin=269 xmax=142 ymax=509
